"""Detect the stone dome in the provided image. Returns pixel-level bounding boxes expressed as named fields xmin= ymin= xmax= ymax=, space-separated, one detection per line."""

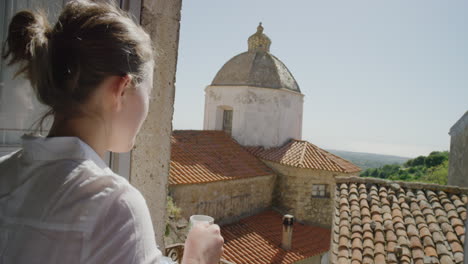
xmin=211 ymin=23 xmax=301 ymax=93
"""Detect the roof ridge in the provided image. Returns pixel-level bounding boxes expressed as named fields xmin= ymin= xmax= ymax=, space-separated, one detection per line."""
xmin=265 ymin=52 xmax=283 ymax=89
xmin=269 ymin=53 xmax=301 ymax=92
xmin=336 ymin=176 xmax=468 ymax=194
xmin=306 ymin=142 xmax=347 ymax=172
xmin=246 ymin=51 xmax=260 ymax=86
xmin=244 ymin=139 xmax=360 ymax=173
xmin=298 ymin=141 xmax=308 ymax=168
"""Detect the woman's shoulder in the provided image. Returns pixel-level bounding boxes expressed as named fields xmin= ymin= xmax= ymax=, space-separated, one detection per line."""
xmin=73 ymin=160 xmax=147 ymax=214
xmin=62 ymin=159 xmax=140 ymax=208
xmin=71 ymin=159 xmax=131 ymax=190
xmin=40 ymin=159 xmax=146 ymax=229
xmin=77 ymin=161 xmax=161 ymax=263
xmin=0 ymin=148 xmax=148 ymax=233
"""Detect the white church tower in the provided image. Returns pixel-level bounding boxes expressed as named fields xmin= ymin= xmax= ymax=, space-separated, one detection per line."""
xmin=203 ymin=23 xmax=304 ymax=148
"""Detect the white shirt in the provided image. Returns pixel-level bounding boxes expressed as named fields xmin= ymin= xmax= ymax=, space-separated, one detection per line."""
xmin=0 ymin=135 xmax=172 ymax=264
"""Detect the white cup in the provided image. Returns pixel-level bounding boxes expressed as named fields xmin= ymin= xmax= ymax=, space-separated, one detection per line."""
xmin=189 ymin=215 xmax=214 ymax=231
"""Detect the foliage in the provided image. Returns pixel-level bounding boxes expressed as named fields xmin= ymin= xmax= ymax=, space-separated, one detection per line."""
xmin=165 ymin=196 xmax=182 ymax=237
xmin=420 ymin=160 xmax=449 ymax=185
xmin=360 ymin=151 xmax=449 ymax=185
xmin=167 ymin=196 xmax=182 ymax=219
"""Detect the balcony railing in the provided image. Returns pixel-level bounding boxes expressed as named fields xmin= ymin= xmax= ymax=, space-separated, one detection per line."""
xmin=165 ymin=243 xmax=235 ymax=264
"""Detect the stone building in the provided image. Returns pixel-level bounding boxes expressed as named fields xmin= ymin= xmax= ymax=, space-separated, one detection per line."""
xmin=169 ymin=130 xmax=275 ymax=224
xmin=170 ymin=24 xmax=361 ymax=227
xmin=168 ymin=24 xmax=361 ymax=264
xmin=448 ymin=111 xmax=468 ymax=187
xmin=203 ymin=23 xmax=303 ymax=148
xmin=168 ymin=132 xmax=334 ymax=263
xmin=246 ymin=140 xmax=360 ymax=227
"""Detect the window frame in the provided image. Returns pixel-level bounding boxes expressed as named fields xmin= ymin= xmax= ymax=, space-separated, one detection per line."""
xmin=222 ymin=109 xmax=233 ymax=135
xmin=311 ymin=184 xmax=328 ymax=198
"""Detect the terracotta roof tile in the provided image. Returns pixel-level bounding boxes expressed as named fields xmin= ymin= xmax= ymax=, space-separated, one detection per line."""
xmin=169 ymin=130 xmax=272 ymax=185
xmin=331 ymin=177 xmax=468 ymax=264
xmin=245 ymin=139 xmax=361 ymax=173
xmin=221 ymin=210 xmax=330 ymax=264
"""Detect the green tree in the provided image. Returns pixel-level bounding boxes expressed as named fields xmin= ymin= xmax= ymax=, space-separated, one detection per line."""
xmin=398 ymin=170 xmax=410 ymax=181
xmin=359 ymin=150 xmax=449 ymax=185
xmin=425 ymin=152 xmax=448 ymax=168
xmin=404 ymin=159 xmax=413 ymax=167
xmin=421 ymin=160 xmax=448 ymax=185
xmin=382 ymin=164 xmax=399 ymax=175
xmin=412 ymin=156 xmax=426 ymax=166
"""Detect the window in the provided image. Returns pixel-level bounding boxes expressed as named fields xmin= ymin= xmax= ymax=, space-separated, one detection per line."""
xmin=222 ymin=109 xmax=233 ymax=135
xmin=312 ymin=184 xmax=328 ymax=198
xmin=1 ymin=0 xmax=65 ymax=147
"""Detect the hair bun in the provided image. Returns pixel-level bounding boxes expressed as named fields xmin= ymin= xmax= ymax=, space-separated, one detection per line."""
xmin=2 ymin=1 xmax=152 ymax=126
xmin=2 ymin=10 xmax=51 ymax=69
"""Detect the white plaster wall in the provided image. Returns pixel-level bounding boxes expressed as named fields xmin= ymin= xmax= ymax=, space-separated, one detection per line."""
xmin=203 ymin=85 xmax=304 ymax=147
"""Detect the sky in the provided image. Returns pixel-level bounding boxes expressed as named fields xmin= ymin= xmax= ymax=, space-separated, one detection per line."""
xmin=173 ymin=0 xmax=468 ymax=158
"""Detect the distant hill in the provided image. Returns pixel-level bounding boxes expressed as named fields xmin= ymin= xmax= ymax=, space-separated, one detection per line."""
xmin=326 ymin=149 xmax=411 ymax=170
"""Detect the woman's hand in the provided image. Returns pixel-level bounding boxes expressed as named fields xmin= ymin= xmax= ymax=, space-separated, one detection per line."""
xmin=181 ymin=222 xmax=224 ymax=264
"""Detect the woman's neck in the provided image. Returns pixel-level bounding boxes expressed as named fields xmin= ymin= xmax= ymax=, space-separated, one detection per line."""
xmin=48 ymin=116 xmax=108 ymax=159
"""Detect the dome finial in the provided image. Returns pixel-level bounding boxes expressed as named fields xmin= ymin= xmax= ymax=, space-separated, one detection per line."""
xmin=248 ymin=22 xmax=271 ymax=52
xmin=257 ymin=22 xmax=263 ymax=33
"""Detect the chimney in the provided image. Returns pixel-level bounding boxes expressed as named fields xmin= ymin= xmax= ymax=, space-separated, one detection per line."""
xmin=281 ymin=214 xmax=294 ymax=250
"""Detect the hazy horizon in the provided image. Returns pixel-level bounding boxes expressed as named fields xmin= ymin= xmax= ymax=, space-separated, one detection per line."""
xmin=173 ymin=0 xmax=468 ymax=158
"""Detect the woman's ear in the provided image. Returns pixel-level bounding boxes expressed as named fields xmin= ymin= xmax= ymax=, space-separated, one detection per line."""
xmin=112 ymin=75 xmax=132 ymax=111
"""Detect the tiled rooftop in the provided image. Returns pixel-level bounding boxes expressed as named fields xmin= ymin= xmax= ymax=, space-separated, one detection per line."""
xmin=221 ymin=210 xmax=330 ymax=264
xmin=169 ymin=130 xmax=272 ymax=185
xmin=245 ymin=139 xmax=361 ymax=173
xmin=331 ymin=176 xmax=468 ymax=264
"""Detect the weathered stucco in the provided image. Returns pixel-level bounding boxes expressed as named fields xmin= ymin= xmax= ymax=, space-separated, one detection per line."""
xmin=130 ymin=0 xmax=182 ymax=249
xmin=203 ymin=85 xmax=303 ymax=148
xmin=169 ymin=175 xmax=276 ymax=225
xmin=263 ymin=160 xmax=358 ymax=227
xmin=448 ymin=111 xmax=468 ymax=187
xmin=211 ymin=51 xmax=300 ymax=93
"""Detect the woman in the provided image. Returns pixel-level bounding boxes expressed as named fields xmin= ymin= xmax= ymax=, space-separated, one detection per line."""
xmin=0 ymin=0 xmax=224 ymax=263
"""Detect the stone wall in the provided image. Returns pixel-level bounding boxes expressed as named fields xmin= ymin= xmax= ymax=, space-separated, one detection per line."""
xmin=263 ymin=160 xmax=358 ymax=227
xmin=169 ymin=175 xmax=276 ymax=225
xmin=130 ymin=0 xmax=182 ymax=249
xmin=448 ymin=112 xmax=468 ymax=187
